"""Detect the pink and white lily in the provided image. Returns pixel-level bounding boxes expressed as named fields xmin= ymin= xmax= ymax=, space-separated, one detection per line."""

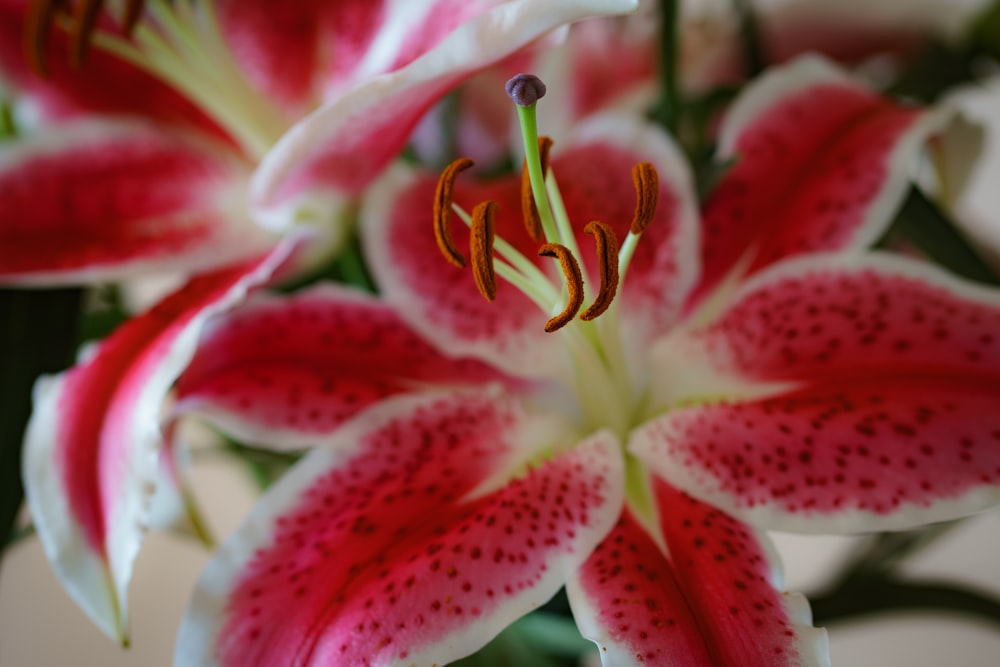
xmin=168 ymin=56 xmax=1000 ymax=665
xmin=5 ymin=0 xmax=642 ymax=644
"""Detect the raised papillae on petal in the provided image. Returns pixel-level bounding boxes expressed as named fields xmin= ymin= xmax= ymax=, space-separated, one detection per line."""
xmin=636 ymin=255 xmax=1000 ymax=533
xmin=173 ymin=284 xmax=512 ymax=450
xmin=176 ymin=390 xmax=624 ymax=667
xmin=568 ymin=484 xmax=827 ymax=666
xmin=691 ymin=55 xmax=948 ymax=308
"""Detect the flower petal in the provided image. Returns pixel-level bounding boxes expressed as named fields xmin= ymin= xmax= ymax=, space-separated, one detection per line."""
xmin=691 ymin=55 xmax=949 ymax=308
xmin=363 ymin=114 xmax=697 ymax=379
xmin=0 ymin=119 xmax=273 ymax=285
xmin=635 ymin=254 xmax=1000 ymax=532
xmin=176 ymin=389 xmax=624 ymax=666
xmin=248 ymin=0 xmax=639 ymax=231
xmin=568 ymin=483 xmax=829 ymax=667
xmin=172 ymin=283 xmax=516 ymax=450
xmin=22 ymin=239 xmax=301 ymax=642
xmin=212 ymin=0 xmax=386 ymax=116
xmin=0 ymin=1 xmax=226 ymax=137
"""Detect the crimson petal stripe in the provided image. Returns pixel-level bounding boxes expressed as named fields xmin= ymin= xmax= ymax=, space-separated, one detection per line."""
xmin=249 ymin=0 xmax=640 ymax=231
xmin=690 ymin=55 xmax=949 ymax=309
xmin=0 ymin=120 xmax=273 ymax=285
xmin=635 ymin=253 xmax=1000 ymax=533
xmin=176 ymin=389 xmax=624 ymax=666
xmin=22 ymin=237 xmax=302 ymax=642
xmin=172 ymin=282 xmax=517 ymax=450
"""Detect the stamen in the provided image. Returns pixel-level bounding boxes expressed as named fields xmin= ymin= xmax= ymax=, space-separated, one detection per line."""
xmin=630 ymin=162 xmax=659 ymax=235
xmin=24 ymin=0 xmax=66 ymax=76
xmin=122 ymin=0 xmax=146 ymax=34
xmin=70 ymin=0 xmax=103 ymax=67
xmin=25 ymin=0 xmax=148 ymax=75
xmin=520 ymin=136 xmax=553 ymax=242
xmin=470 ymin=200 xmax=498 ymax=302
xmin=580 ymin=221 xmax=620 ymax=321
xmin=538 ymin=243 xmax=584 ymax=333
xmin=433 ymin=157 xmax=474 ymax=268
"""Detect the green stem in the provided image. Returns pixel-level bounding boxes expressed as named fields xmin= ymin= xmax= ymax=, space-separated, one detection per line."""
xmin=652 ymin=0 xmax=680 ymax=134
xmin=810 ymin=576 xmax=1000 ymax=628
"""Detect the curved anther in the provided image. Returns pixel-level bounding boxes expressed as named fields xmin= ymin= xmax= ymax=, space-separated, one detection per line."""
xmin=433 ymin=157 xmax=474 ymax=268
xmin=25 ymin=0 xmax=148 ymax=76
xmin=122 ymin=0 xmax=146 ymax=34
xmin=538 ymin=243 xmax=584 ymax=333
xmin=630 ymin=161 xmax=659 ymax=235
xmin=25 ymin=0 xmax=67 ymax=77
xmin=580 ymin=221 xmax=620 ymax=321
xmin=520 ymin=136 xmax=553 ymax=242
xmin=70 ymin=0 xmax=103 ymax=67
xmin=470 ymin=200 xmax=498 ymax=302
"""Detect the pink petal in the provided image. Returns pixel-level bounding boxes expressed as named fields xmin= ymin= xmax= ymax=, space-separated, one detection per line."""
xmin=22 ymin=239 xmax=301 ymax=642
xmin=176 ymin=390 xmax=624 ymax=666
xmin=691 ymin=55 xmax=948 ymax=308
xmin=213 ymin=0 xmax=388 ymax=117
xmin=567 ymin=508 xmax=716 ymax=665
xmin=363 ymin=115 xmax=698 ymax=378
xmin=569 ymin=484 xmax=829 ymax=667
xmin=0 ymin=120 xmax=273 ymax=285
xmin=248 ymin=0 xmax=639 ymax=230
xmin=635 ymin=254 xmax=1000 ymax=532
xmin=172 ymin=283 xmax=516 ymax=449
xmin=0 ymin=0 xmax=227 ymax=139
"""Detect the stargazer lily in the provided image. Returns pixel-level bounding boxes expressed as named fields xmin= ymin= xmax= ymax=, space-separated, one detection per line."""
xmin=5 ymin=0 xmax=642 ymax=645
xmin=169 ymin=57 xmax=1000 ymax=665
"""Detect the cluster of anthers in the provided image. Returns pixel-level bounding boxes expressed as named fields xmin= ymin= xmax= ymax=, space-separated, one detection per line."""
xmin=25 ymin=0 xmax=148 ymax=75
xmin=433 ymin=74 xmax=659 ymax=333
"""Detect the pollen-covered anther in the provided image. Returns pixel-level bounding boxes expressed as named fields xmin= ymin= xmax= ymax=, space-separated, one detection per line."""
xmin=69 ymin=0 xmax=102 ymax=67
xmin=470 ymin=200 xmax=498 ymax=302
xmin=580 ymin=221 xmax=620 ymax=321
xmin=521 ymin=136 xmax=554 ymax=242
xmin=25 ymin=0 xmax=146 ymax=76
xmin=433 ymin=157 xmax=475 ymax=268
xmin=630 ymin=162 xmax=659 ymax=235
xmin=538 ymin=243 xmax=584 ymax=333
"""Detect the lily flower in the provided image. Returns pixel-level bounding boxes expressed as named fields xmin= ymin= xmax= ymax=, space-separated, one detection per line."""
xmin=170 ymin=56 xmax=1000 ymax=665
xmin=6 ymin=0 xmax=642 ymax=644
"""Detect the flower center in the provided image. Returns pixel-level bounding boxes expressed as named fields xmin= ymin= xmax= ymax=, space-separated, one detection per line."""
xmin=432 ymin=74 xmax=661 ymax=438
xmin=25 ymin=0 xmax=287 ymax=160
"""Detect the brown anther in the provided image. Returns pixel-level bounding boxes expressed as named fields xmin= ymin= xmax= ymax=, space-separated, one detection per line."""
xmin=25 ymin=0 xmax=67 ymax=77
xmin=122 ymin=0 xmax=146 ymax=35
xmin=433 ymin=157 xmax=474 ymax=268
xmin=629 ymin=161 xmax=659 ymax=235
xmin=580 ymin=221 xmax=620 ymax=321
xmin=470 ymin=200 xmax=498 ymax=302
xmin=538 ymin=243 xmax=584 ymax=333
xmin=69 ymin=0 xmax=103 ymax=67
xmin=520 ymin=136 xmax=553 ymax=242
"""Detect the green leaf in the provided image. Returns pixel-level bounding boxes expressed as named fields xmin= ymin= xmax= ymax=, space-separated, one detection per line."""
xmin=1 ymin=288 xmax=83 ymax=553
xmin=881 ymin=186 xmax=1000 ymax=286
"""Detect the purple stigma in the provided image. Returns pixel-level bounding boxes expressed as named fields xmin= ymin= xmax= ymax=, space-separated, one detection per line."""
xmin=505 ymin=73 xmax=547 ymax=107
